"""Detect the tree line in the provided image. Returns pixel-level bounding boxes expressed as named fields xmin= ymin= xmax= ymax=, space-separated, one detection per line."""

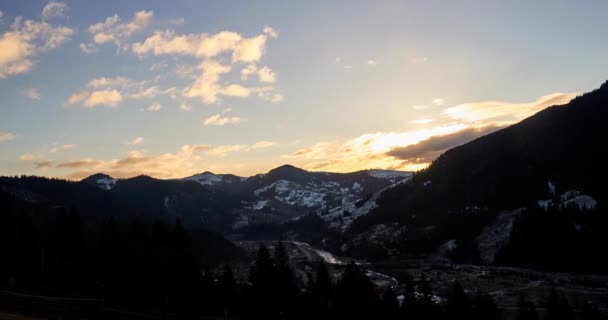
xmin=0 ymin=189 xmax=604 ymax=319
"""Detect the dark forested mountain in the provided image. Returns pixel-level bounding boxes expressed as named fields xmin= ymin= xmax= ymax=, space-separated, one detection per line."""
xmin=0 ymin=165 xmax=410 ymax=233
xmin=344 ymin=82 xmax=608 ymax=270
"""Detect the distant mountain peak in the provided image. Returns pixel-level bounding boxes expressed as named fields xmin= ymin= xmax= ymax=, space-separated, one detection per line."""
xmin=81 ymin=173 xmax=113 ymax=182
xmin=268 ymin=164 xmax=307 ymax=174
xmin=80 ymin=173 xmax=117 ymax=190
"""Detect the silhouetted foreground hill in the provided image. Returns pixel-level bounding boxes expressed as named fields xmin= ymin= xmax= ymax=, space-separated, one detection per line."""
xmin=347 ymin=82 xmax=608 ymax=271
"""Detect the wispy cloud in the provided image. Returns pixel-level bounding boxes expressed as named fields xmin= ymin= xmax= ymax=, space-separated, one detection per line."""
xmin=283 ymin=124 xmax=467 ymax=172
xmin=203 ymin=113 xmax=246 ymax=126
xmin=22 ymin=87 xmax=41 ymax=100
xmin=386 ymin=126 xmax=502 ymax=163
xmin=67 ymin=76 xmax=173 ymax=108
xmin=410 ymin=118 xmax=433 ymax=124
xmin=129 ymin=137 xmax=144 ymax=145
xmin=146 ymin=102 xmax=162 ymax=112
xmin=49 ymin=143 xmax=76 ymax=153
xmin=0 ymin=131 xmax=16 ymax=142
xmin=42 ymin=1 xmax=67 ymax=20
xmin=43 ymin=141 xmax=278 ymax=180
xmin=79 ymin=42 xmax=98 ymax=54
xmin=19 ymin=153 xmax=37 ymax=161
xmin=283 ymin=92 xmax=578 ymax=173
xmin=85 ymin=10 xmax=153 ymax=50
xmin=443 ymin=92 xmax=576 ymax=124
xmin=432 ymin=98 xmax=445 ymax=106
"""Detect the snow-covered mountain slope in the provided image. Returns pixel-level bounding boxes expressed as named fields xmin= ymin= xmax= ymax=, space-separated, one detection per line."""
xmin=80 ymin=165 xmax=412 ymax=230
xmin=182 ymin=171 xmax=246 ymax=186
xmin=80 ymin=173 xmax=118 ymax=190
xmin=319 ymin=175 xmax=412 ymax=231
xmin=230 ymin=165 xmax=412 ymax=227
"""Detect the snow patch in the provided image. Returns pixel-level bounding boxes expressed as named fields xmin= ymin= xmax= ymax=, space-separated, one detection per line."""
xmin=97 ymin=177 xmax=117 ymax=190
xmin=183 ymin=172 xmax=223 ymax=186
xmin=477 ymin=209 xmax=524 ymax=264
xmin=538 ymin=189 xmax=597 ymax=210
xmin=367 ymin=170 xmax=411 ymax=183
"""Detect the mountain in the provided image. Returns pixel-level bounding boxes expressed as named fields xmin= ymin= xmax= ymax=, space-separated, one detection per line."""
xmin=342 ymin=81 xmax=608 ymax=269
xmin=0 ymin=165 xmax=411 ymax=234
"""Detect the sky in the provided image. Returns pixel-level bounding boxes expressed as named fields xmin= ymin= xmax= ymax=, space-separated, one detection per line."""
xmin=1 ymin=1 xmax=607 ymax=180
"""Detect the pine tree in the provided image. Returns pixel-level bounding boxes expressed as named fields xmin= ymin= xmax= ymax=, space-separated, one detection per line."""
xmin=336 ymin=261 xmax=375 ymax=320
xmin=249 ymin=244 xmax=277 ymax=319
xmin=400 ymin=273 xmax=417 ymax=318
xmin=544 ymin=289 xmax=573 ymax=320
xmin=381 ymin=287 xmax=399 ymax=320
xmin=273 ymin=242 xmax=298 ymax=318
xmin=445 ymin=281 xmax=470 ymax=319
xmin=517 ymin=295 xmax=538 ymax=320
xmin=472 ymin=289 xmax=498 ymax=320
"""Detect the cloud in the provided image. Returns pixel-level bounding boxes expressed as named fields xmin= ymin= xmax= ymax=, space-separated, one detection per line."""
xmin=132 ymin=27 xmax=281 ymax=104
xmin=146 ymin=102 xmax=162 ymax=111
xmin=22 ymin=87 xmax=41 ymax=100
xmin=283 ymin=91 xmax=577 ymax=173
xmin=86 ymin=76 xmax=131 ymax=88
xmin=367 ymin=59 xmax=377 ymax=66
xmin=68 ymin=89 xmax=123 ymax=107
xmin=432 ymin=98 xmax=445 ymax=106
xmin=20 ymin=153 xmax=37 ymax=161
xmin=240 ymin=64 xmax=276 ymax=83
xmin=386 ymin=126 xmax=502 ymax=163
xmin=34 ymin=161 xmax=53 ymax=169
xmin=42 ymin=1 xmax=67 ymax=20
xmin=49 ymin=141 xmax=279 ymax=180
xmin=203 ymin=113 xmax=246 ymax=126
xmin=205 ymin=144 xmax=248 ymax=156
xmin=410 ymin=118 xmax=433 ymax=124
xmin=0 ymin=9 xmax=75 ymax=78
xmin=79 ymin=42 xmax=98 ymax=54
xmin=129 ymin=137 xmax=144 ymax=145
xmin=263 ymin=26 xmax=278 ymax=39
xmin=283 ymin=124 xmax=468 ymax=172
xmin=257 ymin=66 xmax=276 ymax=83
xmin=251 ymin=140 xmax=277 ymax=149
xmin=49 ymin=144 xmax=76 ymax=153
xmin=412 ymin=105 xmax=428 ymax=110
xmin=443 ymin=92 xmax=576 ymax=124
xmin=55 ymin=158 xmax=103 ymax=169
xmin=183 ymin=60 xmax=245 ymax=103
xmin=88 ymin=10 xmax=153 ymax=48
xmin=68 ymin=76 xmax=172 ymax=108
xmin=83 ymin=89 xmax=123 ymax=107
xmin=178 ymin=102 xmax=192 ymax=111
xmin=0 ymin=131 xmax=16 ymax=142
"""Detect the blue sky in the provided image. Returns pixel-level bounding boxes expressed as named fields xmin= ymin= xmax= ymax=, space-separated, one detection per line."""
xmin=1 ymin=0 xmax=607 ymax=179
